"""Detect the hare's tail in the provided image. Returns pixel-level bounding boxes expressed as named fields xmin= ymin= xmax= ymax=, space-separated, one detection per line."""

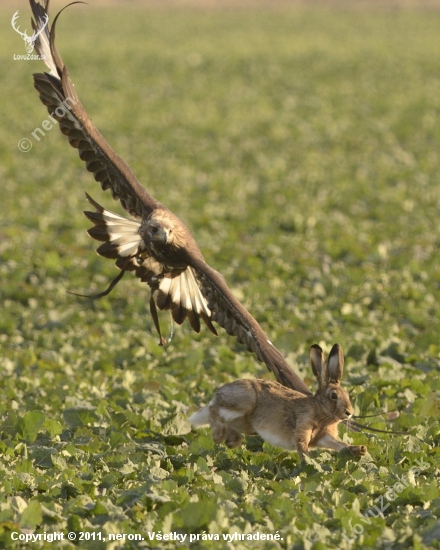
xmin=189 ymin=406 xmax=210 ymax=426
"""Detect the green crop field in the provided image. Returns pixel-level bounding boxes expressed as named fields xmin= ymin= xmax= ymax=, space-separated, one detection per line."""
xmin=1 ymin=2 xmax=440 ymax=548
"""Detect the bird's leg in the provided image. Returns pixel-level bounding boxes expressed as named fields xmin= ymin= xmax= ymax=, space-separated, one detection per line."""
xmin=149 ymin=293 xmax=167 ymax=346
xmin=168 ymin=312 xmax=174 ymax=343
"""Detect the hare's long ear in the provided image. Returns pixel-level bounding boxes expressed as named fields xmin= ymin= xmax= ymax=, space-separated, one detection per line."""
xmin=326 ymin=343 xmax=344 ymax=385
xmin=310 ymin=344 xmax=325 ymax=389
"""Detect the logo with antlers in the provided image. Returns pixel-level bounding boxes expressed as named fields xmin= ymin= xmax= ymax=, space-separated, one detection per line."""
xmin=11 ymin=10 xmax=49 ymax=55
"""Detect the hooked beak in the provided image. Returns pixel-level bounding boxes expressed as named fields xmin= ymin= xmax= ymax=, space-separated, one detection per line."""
xmin=149 ymin=226 xmax=168 ymax=244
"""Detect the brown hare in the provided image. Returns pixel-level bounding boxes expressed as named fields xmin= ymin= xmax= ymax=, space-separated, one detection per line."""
xmin=189 ymin=344 xmax=367 ymax=460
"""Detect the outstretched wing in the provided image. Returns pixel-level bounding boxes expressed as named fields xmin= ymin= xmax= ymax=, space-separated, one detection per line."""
xmin=192 ymin=260 xmax=313 ymax=395
xmin=30 ymin=0 xmax=159 ymax=218
xmin=31 ymin=0 xmax=215 ymax=337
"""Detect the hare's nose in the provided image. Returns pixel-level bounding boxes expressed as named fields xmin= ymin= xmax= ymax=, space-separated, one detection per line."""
xmin=345 ymin=410 xmax=352 ymax=418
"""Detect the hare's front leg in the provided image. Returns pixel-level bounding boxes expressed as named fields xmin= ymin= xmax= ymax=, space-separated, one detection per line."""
xmin=347 ymin=445 xmax=367 ymax=457
xmin=294 ymin=429 xmax=313 ymax=461
xmin=315 ymin=433 xmax=367 ymax=456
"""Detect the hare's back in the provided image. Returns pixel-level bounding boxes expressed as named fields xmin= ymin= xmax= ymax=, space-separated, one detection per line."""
xmin=214 ymin=379 xmax=259 ymax=411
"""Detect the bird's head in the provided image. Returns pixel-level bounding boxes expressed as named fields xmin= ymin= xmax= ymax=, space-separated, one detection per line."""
xmin=146 ymin=217 xmax=174 ymax=245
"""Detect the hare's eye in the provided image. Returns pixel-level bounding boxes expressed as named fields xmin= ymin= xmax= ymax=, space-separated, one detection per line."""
xmin=330 ymin=391 xmax=338 ymax=400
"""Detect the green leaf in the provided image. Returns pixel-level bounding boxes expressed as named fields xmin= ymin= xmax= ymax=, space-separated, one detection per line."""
xmin=18 ymin=411 xmax=46 ymax=443
xmin=178 ymin=500 xmax=218 ymax=529
xmin=63 ymin=407 xmax=99 ymax=429
xmin=162 ymin=416 xmax=192 ymax=436
xmin=19 ymin=500 xmax=43 ymax=530
xmin=51 ymin=455 xmax=68 ymax=470
xmin=43 ymin=418 xmax=63 ymax=438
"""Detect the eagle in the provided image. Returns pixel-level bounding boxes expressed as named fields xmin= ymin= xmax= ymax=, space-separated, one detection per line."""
xmin=28 ymin=0 xmax=312 ymax=396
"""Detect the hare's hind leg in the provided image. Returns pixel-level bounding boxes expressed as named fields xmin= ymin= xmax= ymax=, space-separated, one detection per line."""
xmin=209 ymin=405 xmax=246 ymax=447
xmin=209 ymin=406 xmax=230 ymax=444
xmin=224 ymin=427 xmax=243 ymax=448
xmin=209 ymin=381 xmax=256 ymax=447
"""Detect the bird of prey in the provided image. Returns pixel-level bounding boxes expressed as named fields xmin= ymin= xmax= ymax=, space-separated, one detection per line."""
xmin=28 ymin=0 xmax=312 ymax=396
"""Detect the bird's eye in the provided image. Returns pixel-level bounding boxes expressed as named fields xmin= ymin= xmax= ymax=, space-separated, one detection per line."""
xmin=330 ymin=392 xmax=338 ymax=400
xmin=151 ymin=227 xmax=159 ymax=234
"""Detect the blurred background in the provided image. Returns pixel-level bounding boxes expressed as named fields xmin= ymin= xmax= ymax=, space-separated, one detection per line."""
xmin=3 ymin=0 xmax=439 ymax=359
